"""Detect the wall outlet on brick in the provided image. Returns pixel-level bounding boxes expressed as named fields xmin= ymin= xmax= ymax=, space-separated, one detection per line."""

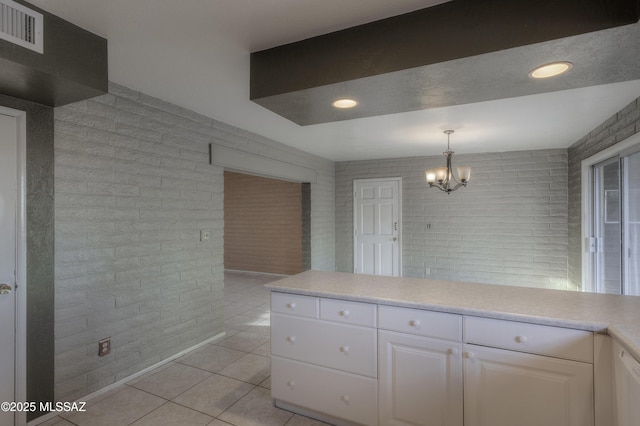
xmin=200 ymin=229 xmax=211 ymax=242
xmin=425 ymin=267 xmax=431 ymax=276
xmin=98 ymin=337 xmax=111 ymax=357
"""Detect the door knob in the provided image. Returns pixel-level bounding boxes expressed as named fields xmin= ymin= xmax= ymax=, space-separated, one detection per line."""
xmin=0 ymin=284 xmax=12 ymax=295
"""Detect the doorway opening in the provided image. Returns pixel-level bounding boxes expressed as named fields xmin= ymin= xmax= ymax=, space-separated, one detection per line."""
xmin=223 ymin=171 xmax=311 ymax=275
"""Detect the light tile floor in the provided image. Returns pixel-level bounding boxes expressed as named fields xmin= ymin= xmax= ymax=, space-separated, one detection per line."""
xmin=41 ymin=271 xmax=331 ymax=426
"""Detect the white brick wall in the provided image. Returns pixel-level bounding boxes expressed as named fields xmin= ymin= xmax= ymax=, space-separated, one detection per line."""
xmin=336 ymin=149 xmax=569 ymax=289
xmin=54 ymin=83 xmax=335 ymax=400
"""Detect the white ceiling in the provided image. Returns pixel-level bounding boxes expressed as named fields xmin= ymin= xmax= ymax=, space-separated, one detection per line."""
xmin=28 ymin=0 xmax=640 ymax=161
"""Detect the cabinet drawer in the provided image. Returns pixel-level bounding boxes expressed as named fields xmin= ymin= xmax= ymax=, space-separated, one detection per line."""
xmin=378 ymin=305 xmax=462 ymax=341
xmin=272 ymin=356 xmax=377 ymax=426
xmin=271 ymin=313 xmax=377 ymax=378
xmin=320 ymin=298 xmax=376 ymax=327
xmin=271 ymin=292 xmax=318 ymax=318
xmin=464 ymin=316 xmax=593 ymax=363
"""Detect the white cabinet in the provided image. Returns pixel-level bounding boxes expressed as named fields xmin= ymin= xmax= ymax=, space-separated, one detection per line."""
xmin=463 ymin=344 xmax=594 ymax=426
xmin=378 ymin=306 xmax=463 ymax=426
xmin=378 ymin=330 xmax=463 ymax=426
xmin=271 ymin=313 xmax=377 ymax=377
xmin=612 ymin=340 xmax=640 ymax=426
xmin=270 ymin=293 xmax=377 ymax=426
xmin=463 ymin=317 xmax=594 ymax=426
xmin=270 ymin=292 xmax=597 ymax=426
xmin=272 ymin=357 xmax=377 ymax=426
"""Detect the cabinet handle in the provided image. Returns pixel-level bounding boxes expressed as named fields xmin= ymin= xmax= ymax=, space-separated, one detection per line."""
xmin=409 ymin=320 xmax=421 ymax=328
xmin=466 ymin=351 xmax=476 ymax=359
xmin=515 ymin=335 xmax=528 ymax=343
xmin=341 ymin=395 xmax=350 ymax=404
xmin=286 ymin=303 xmax=296 ymax=311
xmin=340 ymin=345 xmax=350 ymax=355
xmin=286 ymin=336 xmax=296 ymax=344
xmin=287 ymin=380 xmax=295 ymax=389
xmin=339 ymin=309 xmax=350 ymax=318
xmin=449 ymin=348 xmax=459 ymax=356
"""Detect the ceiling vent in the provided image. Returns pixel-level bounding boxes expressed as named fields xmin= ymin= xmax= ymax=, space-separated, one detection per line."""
xmin=0 ymin=0 xmax=43 ymax=54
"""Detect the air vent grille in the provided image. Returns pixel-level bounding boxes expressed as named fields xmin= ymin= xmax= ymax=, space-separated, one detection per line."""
xmin=0 ymin=0 xmax=43 ymax=53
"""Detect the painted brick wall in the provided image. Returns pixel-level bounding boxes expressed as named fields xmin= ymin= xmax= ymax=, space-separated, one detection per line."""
xmin=567 ymin=97 xmax=640 ymax=289
xmin=336 ymin=149 xmax=569 ymax=289
xmin=54 ymin=82 xmax=335 ymax=401
xmin=224 ymin=171 xmax=303 ymax=275
xmin=312 ymin=167 xmax=336 ymax=271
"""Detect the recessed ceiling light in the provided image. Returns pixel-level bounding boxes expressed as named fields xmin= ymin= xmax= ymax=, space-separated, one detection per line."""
xmin=332 ymin=98 xmax=358 ymax=109
xmin=529 ymin=61 xmax=573 ymax=79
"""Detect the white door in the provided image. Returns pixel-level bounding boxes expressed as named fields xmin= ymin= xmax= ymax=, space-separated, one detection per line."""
xmin=354 ymin=178 xmax=401 ymax=276
xmin=589 ymin=148 xmax=640 ymax=295
xmin=464 ymin=344 xmax=594 ymax=426
xmin=378 ymin=330 xmax=463 ymax=426
xmin=0 ymin=113 xmax=18 ymax=426
xmin=622 ymin=150 xmax=640 ymax=295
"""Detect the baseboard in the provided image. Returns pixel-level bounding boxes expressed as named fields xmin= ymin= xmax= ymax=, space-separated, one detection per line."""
xmin=224 ymin=268 xmax=290 ymax=277
xmin=28 ymin=331 xmax=226 ymax=426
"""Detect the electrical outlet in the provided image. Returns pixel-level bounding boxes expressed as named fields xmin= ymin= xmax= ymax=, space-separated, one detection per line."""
xmin=98 ymin=337 xmax=111 ymax=357
xmin=425 ymin=267 xmax=431 ymax=275
xmin=200 ymin=229 xmax=211 ymax=242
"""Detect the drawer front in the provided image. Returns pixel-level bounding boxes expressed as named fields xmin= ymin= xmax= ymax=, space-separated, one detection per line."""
xmin=272 ymin=356 xmax=377 ymax=426
xmin=378 ymin=305 xmax=462 ymax=341
xmin=464 ymin=316 xmax=594 ymax=363
xmin=271 ymin=313 xmax=377 ymax=378
xmin=271 ymin=292 xmax=319 ymax=318
xmin=320 ymin=298 xmax=376 ymax=327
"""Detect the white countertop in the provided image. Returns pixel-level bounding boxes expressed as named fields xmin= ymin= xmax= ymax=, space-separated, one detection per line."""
xmin=265 ymin=270 xmax=640 ymax=360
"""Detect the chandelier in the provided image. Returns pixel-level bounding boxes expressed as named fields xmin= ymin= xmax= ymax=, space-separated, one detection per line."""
xmin=424 ymin=130 xmax=471 ymax=193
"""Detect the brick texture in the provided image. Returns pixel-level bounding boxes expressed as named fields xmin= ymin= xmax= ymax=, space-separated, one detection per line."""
xmin=567 ymin=97 xmax=640 ymax=289
xmin=54 ymin=83 xmax=335 ymax=401
xmin=224 ymin=171 xmax=303 ymax=275
xmin=336 ymin=149 xmax=569 ymax=289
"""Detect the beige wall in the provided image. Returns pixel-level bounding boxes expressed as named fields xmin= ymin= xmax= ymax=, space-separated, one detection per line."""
xmin=224 ymin=171 xmax=303 ymax=275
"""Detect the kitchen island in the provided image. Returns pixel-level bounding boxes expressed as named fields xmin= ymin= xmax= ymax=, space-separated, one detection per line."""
xmin=266 ymin=270 xmax=640 ymax=426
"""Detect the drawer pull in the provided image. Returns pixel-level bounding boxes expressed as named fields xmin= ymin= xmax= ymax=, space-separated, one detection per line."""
xmin=340 ymin=345 xmax=350 ymax=355
xmin=286 ymin=336 xmax=296 ymax=344
xmin=466 ymin=351 xmax=476 ymax=360
xmin=409 ymin=320 xmax=421 ymax=328
xmin=339 ymin=309 xmax=350 ymax=318
xmin=286 ymin=302 xmax=296 ymax=311
xmin=449 ymin=348 xmax=459 ymax=356
xmin=515 ymin=335 xmax=528 ymax=343
xmin=287 ymin=380 xmax=295 ymax=389
xmin=341 ymin=394 xmax=350 ymax=404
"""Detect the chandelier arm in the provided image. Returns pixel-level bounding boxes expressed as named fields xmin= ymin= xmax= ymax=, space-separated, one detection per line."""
xmin=451 ymin=182 xmax=464 ymax=192
xmin=431 ymin=184 xmax=449 ymax=193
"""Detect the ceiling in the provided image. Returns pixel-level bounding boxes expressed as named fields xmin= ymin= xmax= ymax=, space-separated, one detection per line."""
xmin=27 ymin=0 xmax=640 ymax=161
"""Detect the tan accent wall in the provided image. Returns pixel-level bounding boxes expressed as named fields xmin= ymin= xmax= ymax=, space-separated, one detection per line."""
xmin=224 ymin=171 xmax=302 ymax=275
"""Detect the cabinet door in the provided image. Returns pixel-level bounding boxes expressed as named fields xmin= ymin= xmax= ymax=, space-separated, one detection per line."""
xmin=379 ymin=330 xmax=463 ymax=426
xmin=464 ymin=344 xmax=594 ymax=426
xmin=271 ymin=313 xmax=377 ymax=377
